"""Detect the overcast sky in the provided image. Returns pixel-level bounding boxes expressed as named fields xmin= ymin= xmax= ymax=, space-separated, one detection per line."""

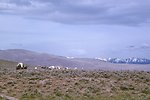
xmin=0 ymin=0 xmax=150 ymax=58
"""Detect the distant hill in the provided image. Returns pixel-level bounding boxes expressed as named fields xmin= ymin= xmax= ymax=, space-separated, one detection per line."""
xmin=0 ymin=49 xmax=150 ymax=71
xmin=0 ymin=59 xmax=17 ymax=71
xmin=0 ymin=49 xmax=108 ymax=70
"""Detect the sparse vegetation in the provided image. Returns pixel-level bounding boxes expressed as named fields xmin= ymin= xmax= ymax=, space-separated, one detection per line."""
xmin=0 ymin=59 xmax=150 ymax=100
xmin=0 ymin=69 xmax=150 ymax=100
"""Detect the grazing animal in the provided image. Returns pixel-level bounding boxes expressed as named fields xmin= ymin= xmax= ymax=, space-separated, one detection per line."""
xmin=41 ymin=66 xmax=46 ymax=69
xmin=16 ymin=63 xmax=27 ymax=70
xmin=41 ymin=66 xmax=63 ymax=70
xmin=65 ymin=67 xmax=69 ymax=70
xmin=74 ymin=67 xmax=77 ymax=70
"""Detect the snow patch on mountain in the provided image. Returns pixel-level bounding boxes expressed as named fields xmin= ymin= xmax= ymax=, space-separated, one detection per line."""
xmin=96 ymin=57 xmax=150 ymax=64
xmin=66 ymin=56 xmax=75 ymax=59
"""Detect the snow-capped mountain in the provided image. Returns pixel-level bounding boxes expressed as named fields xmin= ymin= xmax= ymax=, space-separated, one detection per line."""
xmin=97 ymin=57 xmax=150 ymax=64
xmin=95 ymin=58 xmax=107 ymax=62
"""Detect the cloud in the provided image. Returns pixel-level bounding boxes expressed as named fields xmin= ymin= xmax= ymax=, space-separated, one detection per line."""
xmin=140 ymin=44 xmax=150 ymax=49
xmin=70 ymin=49 xmax=87 ymax=56
xmin=10 ymin=43 xmax=23 ymax=47
xmin=0 ymin=0 xmax=150 ymax=25
xmin=128 ymin=43 xmax=150 ymax=50
xmin=128 ymin=45 xmax=135 ymax=48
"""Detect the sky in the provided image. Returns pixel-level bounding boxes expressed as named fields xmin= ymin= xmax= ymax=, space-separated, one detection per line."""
xmin=0 ymin=0 xmax=150 ymax=58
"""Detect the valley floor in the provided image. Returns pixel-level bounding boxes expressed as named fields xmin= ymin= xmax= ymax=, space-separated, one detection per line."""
xmin=0 ymin=69 xmax=150 ymax=100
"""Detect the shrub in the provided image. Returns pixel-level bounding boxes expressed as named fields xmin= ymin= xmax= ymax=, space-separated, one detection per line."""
xmin=141 ymin=87 xmax=150 ymax=94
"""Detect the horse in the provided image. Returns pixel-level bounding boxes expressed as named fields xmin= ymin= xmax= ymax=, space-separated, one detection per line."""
xmin=16 ymin=63 xmax=27 ymax=70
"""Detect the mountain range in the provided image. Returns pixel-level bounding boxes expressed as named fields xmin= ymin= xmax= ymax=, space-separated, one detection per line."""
xmin=0 ymin=49 xmax=105 ymax=70
xmin=0 ymin=49 xmax=150 ymax=71
xmin=96 ymin=57 xmax=150 ymax=64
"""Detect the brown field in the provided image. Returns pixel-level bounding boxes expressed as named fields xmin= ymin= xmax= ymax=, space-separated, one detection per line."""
xmin=0 ymin=60 xmax=150 ymax=100
xmin=0 ymin=69 xmax=150 ymax=100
